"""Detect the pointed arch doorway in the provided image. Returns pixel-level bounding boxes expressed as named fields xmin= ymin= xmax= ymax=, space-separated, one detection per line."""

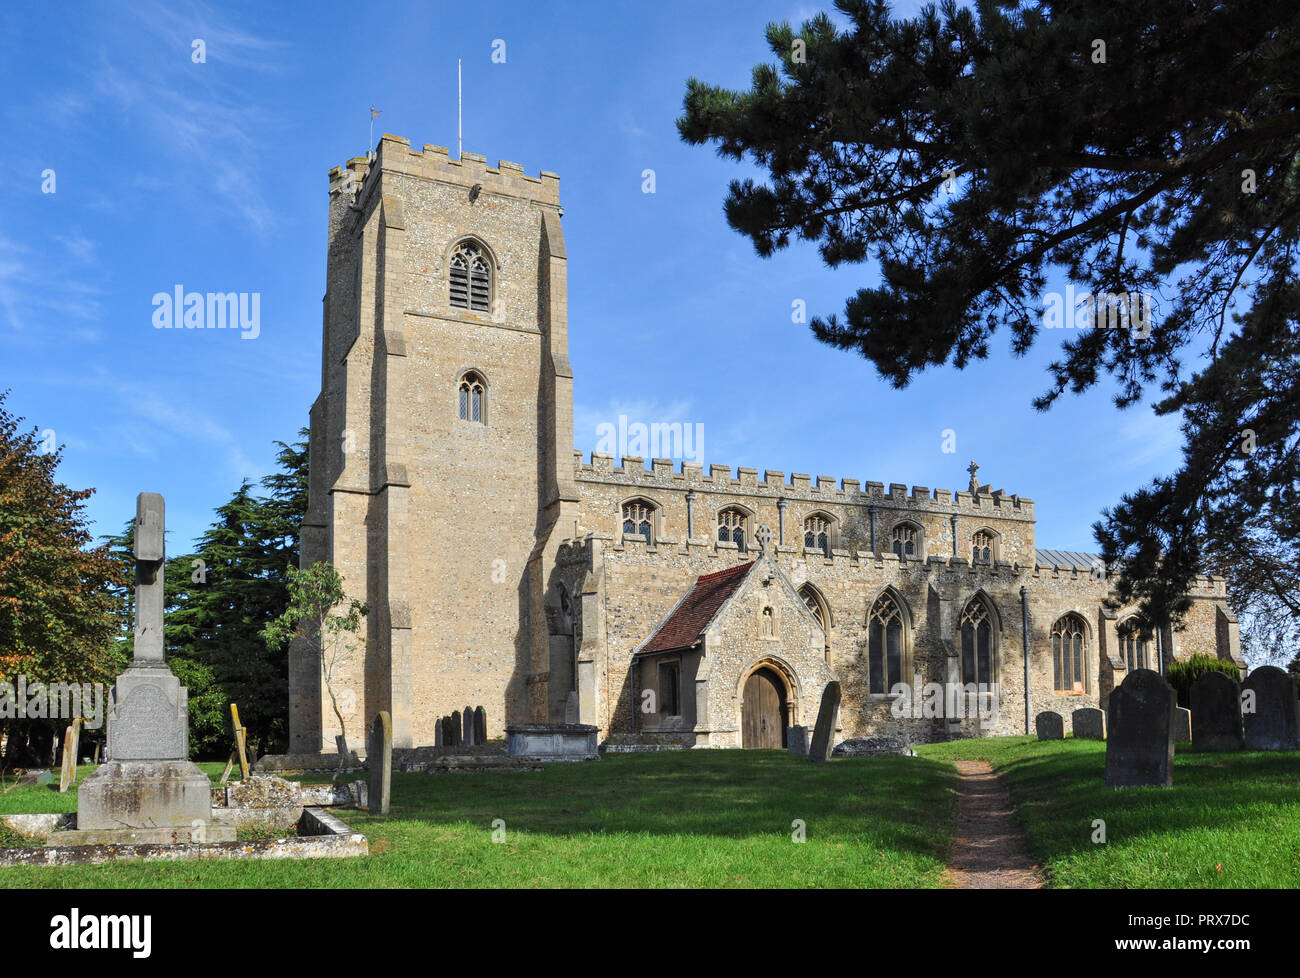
xmin=742 ymin=667 xmax=789 ymax=748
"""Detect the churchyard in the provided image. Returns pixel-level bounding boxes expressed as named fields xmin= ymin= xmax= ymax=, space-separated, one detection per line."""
xmin=3 ymin=732 xmax=1300 ymax=888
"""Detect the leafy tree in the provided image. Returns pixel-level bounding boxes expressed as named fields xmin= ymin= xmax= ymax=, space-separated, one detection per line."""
xmin=678 ymin=0 xmax=1300 ymax=626
xmin=0 ymin=390 xmax=126 ymax=764
xmin=261 ymin=561 xmax=366 ymax=782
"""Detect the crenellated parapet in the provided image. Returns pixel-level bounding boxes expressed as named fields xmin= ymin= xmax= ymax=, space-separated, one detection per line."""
xmin=571 ymin=450 xmax=1034 ymax=520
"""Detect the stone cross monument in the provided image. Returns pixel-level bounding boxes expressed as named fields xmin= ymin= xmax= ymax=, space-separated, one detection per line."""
xmin=50 ymin=492 xmax=234 ymax=845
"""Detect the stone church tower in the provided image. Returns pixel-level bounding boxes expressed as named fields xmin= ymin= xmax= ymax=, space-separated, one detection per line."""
xmin=291 ymin=135 xmax=578 ymax=751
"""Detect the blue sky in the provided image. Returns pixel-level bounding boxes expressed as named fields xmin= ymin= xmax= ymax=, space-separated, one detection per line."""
xmin=1 ymin=0 xmax=1185 ymax=555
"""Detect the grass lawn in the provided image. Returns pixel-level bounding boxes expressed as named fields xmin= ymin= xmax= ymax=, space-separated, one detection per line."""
xmin=916 ymin=736 xmax=1300 ymax=888
xmin=0 ymin=752 xmax=957 ymax=888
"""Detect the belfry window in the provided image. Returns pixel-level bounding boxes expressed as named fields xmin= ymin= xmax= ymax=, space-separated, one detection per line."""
xmin=450 ymin=241 xmax=491 ymax=312
xmin=804 ymin=515 xmax=831 ymax=556
xmin=458 ymin=372 xmax=485 ymax=423
xmin=972 ymin=530 xmax=995 ymax=563
xmin=892 ymin=523 xmax=920 ymax=558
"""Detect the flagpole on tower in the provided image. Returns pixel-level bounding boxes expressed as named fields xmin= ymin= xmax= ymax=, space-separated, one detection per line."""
xmin=458 ymin=58 xmax=463 ymax=158
xmin=369 ymin=105 xmax=382 ymax=159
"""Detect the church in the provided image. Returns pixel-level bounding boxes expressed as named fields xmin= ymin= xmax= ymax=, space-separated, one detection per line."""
xmin=289 ymin=135 xmax=1243 ymax=753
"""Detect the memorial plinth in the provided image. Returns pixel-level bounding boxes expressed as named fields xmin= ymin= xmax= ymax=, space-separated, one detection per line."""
xmin=50 ymin=493 xmax=234 ymax=846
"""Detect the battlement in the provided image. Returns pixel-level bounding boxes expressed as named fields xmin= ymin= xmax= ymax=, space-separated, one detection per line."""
xmin=328 ymin=134 xmax=560 ymax=208
xmin=571 ymin=450 xmax=1033 ymax=518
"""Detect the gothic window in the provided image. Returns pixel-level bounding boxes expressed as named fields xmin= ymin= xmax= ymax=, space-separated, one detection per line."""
xmin=621 ymin=500 xmax=655 ymax=543
xmin=972 ymin=529 xmax=995 ymax=563
xmin=458 ymin=371 xmax=485 ymax=423
xmin=891 ymin=522 xmax=920 ymax=558
xmin=1118 ymin=617 xmax=1151 ymax=672
xmin=868 ymin=592 xmax=905 ymax=694
xmin=658 ymin=660 xmax=680 ymax=716
xmin=717 ymin=508 xmax=748 ymax=551
xmin=803 ymin=514 xmax=831 ymax=556
xmin=798 ymin=583 xmax=830 ymax=635
xmin=1052 ymin=613 xmax=1088 ymax=693
xmin=449 ymin=240 xmax=491 ymax=312
xmin=960 ymin=596 xmax=995 ymax=687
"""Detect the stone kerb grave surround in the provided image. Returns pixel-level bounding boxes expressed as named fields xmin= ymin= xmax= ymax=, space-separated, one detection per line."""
xmin=1035 ymin=711 xmax=1064 ymax=741
xmin=1190 ymin=671 xmax=1244 ymax=751
xmin=51 ymin=494 xmax=234 ymax=846
xmin=1105 ymin=669 xmax=1176 ymax=789
xmin=1242 ymin=666 xmax=1300 ymax=750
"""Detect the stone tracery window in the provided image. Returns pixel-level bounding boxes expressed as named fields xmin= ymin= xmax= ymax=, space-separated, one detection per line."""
xmin=960 ymin=596 xmax=995 ymax=687
xmin=1052 ymin=613 xmax=1088 ymax=693
xmin=972 ymin=529 xmax=995 ymax=563
xmin=458 ymin=371 xmax=485 ymax=423
xmin=867 ymin=591 xmax=905 ymax=694
xmin=449 ymin=240 xmax=491 ymax=312
xmin=891 ymin=522 xmax=920 ymax=558
xmin=621 ymin=500 xmax=655 ymax=544
xmin=799 ymin=583 xmax=830 ymax=635
xmin=1118 ymin=617 xmax=1150 ymax=672
xmin=803 ymin=514 xmax=831 ymax=556
xmin=717 ymin=508 xmax=748 ymax=551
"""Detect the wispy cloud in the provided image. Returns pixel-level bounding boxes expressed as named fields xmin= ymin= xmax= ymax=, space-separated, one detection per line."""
xmin=0 ymin=233 xmax=105 ymax=341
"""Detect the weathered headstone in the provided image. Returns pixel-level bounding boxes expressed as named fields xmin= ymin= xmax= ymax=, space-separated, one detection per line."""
xmin=1173 ymin=707 xmax=1192 ymax=742
xmin=1190 ymin=671 xmax=1243 ymax=751
xmin=58 ymin=719 xmax=83 ymax=793
xmin=1243 ymin=665 xmax=1300 ymax=750
xmin=474 ymin=706 xmax=487 ymax=744
xmin=463 ymin=705 xmax=474 ymax=746
xmin=564 ymin=691 xmax=579 ymax=724
xmin=434 ymin=717 xmax=444 ymax=748
xmin=368 ymin=711 xmax=392 ymax=815
xmin=787 ymin=725 xmax=809 ymax=756
xmin=1035 ymin=710 xmax=1064 ymax=741
xmin=51 ymin=493 xmax=233 ymax=844
xmin=450 ymin=712 xmax=462 ymax=748
xmin=1071 ymin=708 xmax=1105 ymax=740
xmin=1105 ymin=669 xmax=1176 ymax=788
xmin=808 ymin=682 xmax=842 ymax=763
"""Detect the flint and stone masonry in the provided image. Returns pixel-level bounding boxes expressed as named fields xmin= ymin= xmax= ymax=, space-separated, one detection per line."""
xmin=291 ymin=135 xmax=1244 ymax=754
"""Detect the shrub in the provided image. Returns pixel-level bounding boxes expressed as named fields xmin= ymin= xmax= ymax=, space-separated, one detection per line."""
xmin=1166 ymin=653 xmax=1243 ymax=707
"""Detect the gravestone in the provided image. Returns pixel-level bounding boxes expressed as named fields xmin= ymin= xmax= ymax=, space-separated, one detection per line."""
xmin=59 ymin=719 xmax=83 ymax=793
xmin=787 ymin=725 xmax=809 ymax=756
xmin=1105 ymin=669 xmax=1176 ymax=788
xmin=434 ymin=717 xmax=444 ymax=748
xmin=1035 ymin=711 xmax=1064 ymax=741
xmin=1173 ymin=707 xmax=1192 ymax=742
xmin=1243 ymin=665 xmax=1300 ymax=750
xmin=564 ymin=691 xmax=579 ymax=724
xmin=463 ymin=705 xmax=475 ymax=746
xmin=51 ymin=494 xmax=233 ymax=844
xmin=368 ymin=711 xmax=392 ymax=815
xmin=808 ymin=682 xmax=842 ymax=763
xmin=450 ymin=711 xmax=462 ymax=748
xmin=474 ymin=706 xmax=487 ymax=744
xmin=1190 ymin=671 xmax=1243 ymax=751
xmin=1071 ymin=708 xmax=1105 ymax=740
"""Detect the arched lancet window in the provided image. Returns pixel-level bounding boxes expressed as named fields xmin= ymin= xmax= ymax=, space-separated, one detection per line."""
xmin=868 ymin=592 xmax=905 ymax=694
xmin=1118 ymin=617 xmax=1151 ymax=672
xmin=717 ymin=508 xmax=748 ymax=551
xmin=449 ymin=240 xmax=491 ymax=312
xmin=621 ymin=500 xmax=655 ymax=544
xmin=803 ymin=514 xmax=831 ymax=556
xmin=891 ymin=522 xmax=920 ymax=558
xmin=1052 ymin=613 xmax=1088 ymax=693
xmin=960 ymin=596 xmax=995 ymax=687
xmin=798 ymin=583 xmax=830 ymax=635
xmin=458 ymin=371 xmax=485 ymax=423
xmin=972 ymin=529 xmax=996 ymax=563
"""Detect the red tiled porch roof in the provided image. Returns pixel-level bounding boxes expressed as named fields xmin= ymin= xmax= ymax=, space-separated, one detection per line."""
xmin=636 ymin=562 xmax=755 ymax=655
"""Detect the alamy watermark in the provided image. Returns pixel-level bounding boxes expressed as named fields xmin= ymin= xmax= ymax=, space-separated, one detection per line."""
xmin=0 ymin=677 xmax=105 ymax=729
xmin=151 ymin=285 xmax=261 ymax=339
xmin=1042 ymin=285 xmax=1152 ymax=338
xmin=888 ymin=680 xmax=1000 ymax=721
xmin=594 ymin=414 xmax=704 ymax=465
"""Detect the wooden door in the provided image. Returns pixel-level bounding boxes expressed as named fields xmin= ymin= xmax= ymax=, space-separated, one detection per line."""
xmin=742 ymin=668 xmax=786 ymax=748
